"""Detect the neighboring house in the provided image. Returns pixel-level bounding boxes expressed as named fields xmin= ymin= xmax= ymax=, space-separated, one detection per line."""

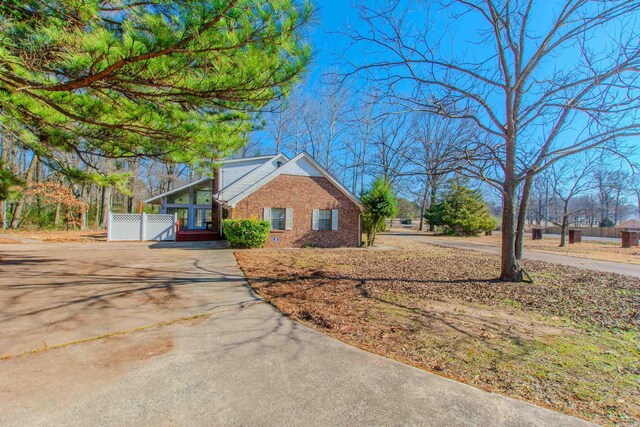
xmin=145 ymin=153 xmax=363 ymax=247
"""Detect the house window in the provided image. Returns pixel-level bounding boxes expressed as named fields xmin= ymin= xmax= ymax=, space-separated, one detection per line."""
xmin=313 ymin=209 xmax=338 ymax=231
xmin=271 ymin=208 xmax=286 ymax=230
xmin=318 ymin=209 xmax=332 ymax=230
xmin=195 ymin=188 xmax=212 ymax=205
xmin=167 ymin=191 xmax=190 ymax=205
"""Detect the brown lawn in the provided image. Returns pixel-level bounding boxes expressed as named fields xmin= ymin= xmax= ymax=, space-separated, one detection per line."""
xmin=236 ymin=236 xmax=640 ymax=426
xmin=0 ymin=238 xmax=20 ymax=244
xmin=0 ymin=229 xmax=106 ymax=243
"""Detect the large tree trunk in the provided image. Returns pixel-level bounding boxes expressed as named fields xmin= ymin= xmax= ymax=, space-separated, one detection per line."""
xmin=54 ymin=203 xmax=61 ymax=226
xmin=418 ymin=185 xmax=428 ymax=231
xmin=78 ymin=184 xmax=87 ymax=230
xmin=428 ymin=184 xmax=437 ymax=232
xmin=560 ymin=213 xmax=568 ymax=247
xmin=100 ymin=185 xmax=112 ymax=228
xmin=10 ymin=155 xmax=38 ymax=229
xmin=501 ymin=132 xmax=523 ymax=282
xmin=0 ymin=130 xmax=8 ymax=229
xmin=501 ymin=186 xmax=523 ymax=281
xmin=515 ymin=176 xmax=533 ymax=260
xmin=94 ymin=186 xmax=101 ymax=227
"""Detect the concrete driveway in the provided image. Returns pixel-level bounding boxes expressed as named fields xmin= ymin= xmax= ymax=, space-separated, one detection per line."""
xmin=0 ymin=240 xmax=241 ymax=356
xmin=0 ymin=242 xmax=591 ymax=426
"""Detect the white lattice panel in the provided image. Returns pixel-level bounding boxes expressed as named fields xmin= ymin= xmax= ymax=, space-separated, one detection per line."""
xmin=111 ymin=214 xmax=142 ymax=222
xmin=108 ymin=213 xmax=176 ymax=241
xmin=146 ymin=214 xmax=174 ymax=223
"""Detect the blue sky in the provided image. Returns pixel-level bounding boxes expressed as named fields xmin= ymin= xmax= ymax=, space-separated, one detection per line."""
xmin=302 ymin=1 xmax=362 ymax=87
xmin=314 ymin=1 xmax=636 ymax=154
xmin=253 ymin=0 xmax=639 ymax=183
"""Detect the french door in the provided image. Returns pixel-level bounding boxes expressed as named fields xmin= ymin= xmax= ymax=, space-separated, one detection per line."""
xmin=193 ymin=208 xmax=212 ymax=230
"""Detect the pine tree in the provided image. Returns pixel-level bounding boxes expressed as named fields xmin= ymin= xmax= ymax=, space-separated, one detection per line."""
xmin=425 ymin=183 xmax=496 ymax=236
xmin=0 ymin=1 xmax=313 ymax=178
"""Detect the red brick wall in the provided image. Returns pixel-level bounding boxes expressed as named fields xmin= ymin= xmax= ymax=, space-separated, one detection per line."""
xmin=233 ymin=175 xmax=362 ymax=247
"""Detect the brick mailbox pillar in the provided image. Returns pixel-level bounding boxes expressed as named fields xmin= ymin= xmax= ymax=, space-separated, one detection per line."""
xmin=568 ymin=229 xmax=582 ymax=244
xmin=532 ymin=228 xmax=543 ymax=240
xmin=621 ymin=231 xmax=640 ymax=248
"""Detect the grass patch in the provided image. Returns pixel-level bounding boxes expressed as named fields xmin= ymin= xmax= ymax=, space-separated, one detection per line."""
xmin=236 ymin=237 xmax=640 ymax=425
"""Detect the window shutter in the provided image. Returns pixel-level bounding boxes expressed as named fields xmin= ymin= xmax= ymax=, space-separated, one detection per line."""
xmin=331 ymin=209 xmax=339 ymax=230
xmin=285 ymin=208 xmax=293 ymax=230
xmin=312 ymin=209 xmax=319 ymax=230
xmin=263 ymin=207 xmax=271 ymax=222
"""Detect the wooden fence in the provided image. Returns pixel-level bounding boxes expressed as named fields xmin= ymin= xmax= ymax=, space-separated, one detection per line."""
xmin=541 ymin=226 xmax=622 ymax=238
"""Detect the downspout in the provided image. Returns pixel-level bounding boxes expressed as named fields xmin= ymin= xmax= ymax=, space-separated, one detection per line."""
xmin=219 ymin=203 xmax=225 ymax=236
xmin=357 ymin=211 xmax=362 ymax=247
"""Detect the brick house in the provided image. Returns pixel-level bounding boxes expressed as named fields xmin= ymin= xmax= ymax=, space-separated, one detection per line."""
xmin=145 ymin=153 xmax=364 ymax=247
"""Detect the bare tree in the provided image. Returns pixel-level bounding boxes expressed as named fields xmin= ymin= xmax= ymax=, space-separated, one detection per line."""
xmin=296 ymin=78 xmax=350 ymax=173
xmin=527 ymin=175 xmax=550 ymax=227
xmin=407 ymin=114 xmax=468 ymax=231
xmin=262 ymin=88 xmax=307 ymax=155
xmin=344 ymin=100 xmax=376 ymax=195
xmin=346 ymin=0 xmax=640 ymax=281
xmin=630 ymin=170 xmax=640 ymax=218
xmin=368 ymin=113 xmax=414 ymax=187
xmin=545 ymin=154 xmax=597 ymax=246
xmin=608 ymin=171 xmax=632 ymax=224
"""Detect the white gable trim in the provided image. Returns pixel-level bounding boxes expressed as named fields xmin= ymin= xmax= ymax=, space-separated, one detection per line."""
xmin=225 ymin=153 xmax=364 ymax=209
xmin=214 ymin=153 xmax=289 ymax=202
xmin=144 ymin=177 xmax=211 ymax=204
xmin=217 ymin=155 xmax=277 ymax=164
xmin=144 ymin=155 xmax=280 ymax=205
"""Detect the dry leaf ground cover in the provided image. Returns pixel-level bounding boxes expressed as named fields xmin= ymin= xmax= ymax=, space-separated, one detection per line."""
xmin=0 ymin=229 xmax=106 ymax=243
xmin=236 ymin=237 xmax=640 ymax=426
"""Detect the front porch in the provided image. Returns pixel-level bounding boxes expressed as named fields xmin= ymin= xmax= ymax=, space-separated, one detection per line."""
xmin=149 ymin=177 xmax=223 ymax=240
xmin=175 ymin=229 xmax=220 ymax=242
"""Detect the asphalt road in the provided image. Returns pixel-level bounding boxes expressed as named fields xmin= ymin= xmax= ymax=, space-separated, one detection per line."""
xmin=492 ymin=230 xmax=621 ymax=243
xmin=0 ymin=242 xmax=592 ymax=426
xmin=388 ymin=233 xmax=640 ymax=278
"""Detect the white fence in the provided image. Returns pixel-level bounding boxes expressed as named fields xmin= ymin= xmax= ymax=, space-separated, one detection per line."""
xmin=107 ymin=213 xmax=177 ymax=241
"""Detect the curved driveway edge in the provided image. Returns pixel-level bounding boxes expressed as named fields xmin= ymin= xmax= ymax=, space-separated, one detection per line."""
xmin=1 ymin=245 xmax=593 ymax=426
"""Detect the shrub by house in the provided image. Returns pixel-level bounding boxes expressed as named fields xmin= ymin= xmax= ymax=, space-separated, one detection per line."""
xmin=223 ymin=219 xmax=270 ymax=248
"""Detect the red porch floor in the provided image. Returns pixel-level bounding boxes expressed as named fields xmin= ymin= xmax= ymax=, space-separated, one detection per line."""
xmin=175 ymin=230 xmax=220 ymax=242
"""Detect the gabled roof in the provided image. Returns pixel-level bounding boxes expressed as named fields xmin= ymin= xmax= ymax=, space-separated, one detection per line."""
xmin=144 ymin=155 xmax=277 ymax=204
xmin=225 ymin=152 xmax=364 ymax=209
xmin=144 ymin=177 xmax=211 ymax=204
xmin=144 ymin=153 xmax=363 ymax=210
xmin=219 ymin=155 xmax=277 ymax=164
xmin=215 ymin=153 xmax=289 ymax=202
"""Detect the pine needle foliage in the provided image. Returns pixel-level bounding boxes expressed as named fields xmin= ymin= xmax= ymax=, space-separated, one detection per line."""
xmin=0 ymin=0 xmax=314 ymax=176
xmin=425 ymin=182 xmax=496 ymax=236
